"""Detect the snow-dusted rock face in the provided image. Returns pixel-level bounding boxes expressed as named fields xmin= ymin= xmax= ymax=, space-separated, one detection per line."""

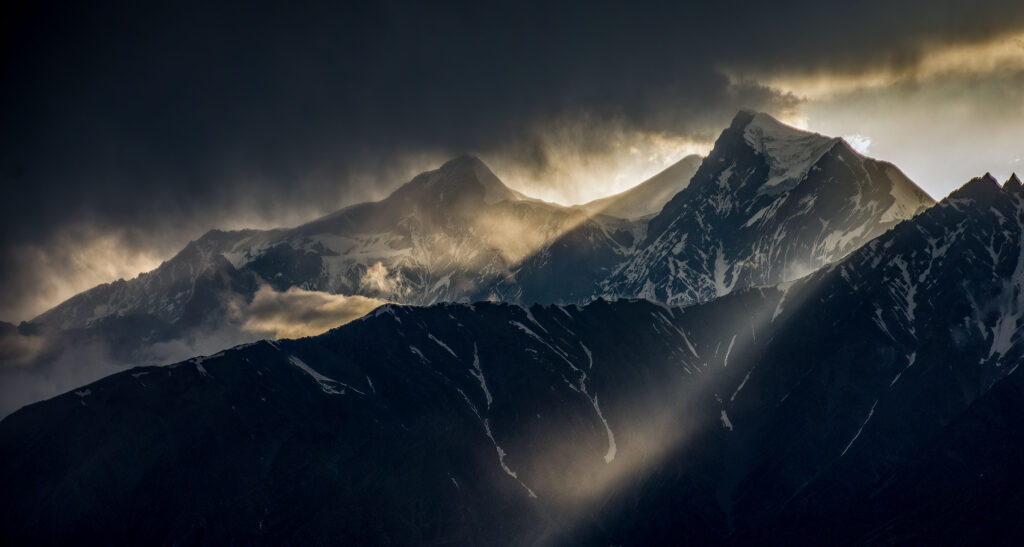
xmin=477 ymin=213 xmax=648 ymax=305
xmin=603 ymin=110 xmax=935 ymax=306
xmin=0 ymin=157 xmax=598 ymax=414
xmin=33 ymin=156 xmax=590 ymax=332
xmin=33 ymin=230 xmax=260 ymax=331
xmin=32 ymin=114 xmax=936 ymax=338
xmin=474 ymin=153 xmax=704 ymax=306
xmin=3 ymin=175 xmax=1022 ymax=545
xmin=721 ymin=172 xmax=1024 ymax=543
xmin=7 ymin=155 xmax=663 ymax=415
xmin=482 ymin=111 xmax=936 ymax=308
xmin=828 ymin=173 xmax=1024 ymax=374
xmin=28 ymin=150 xmax=701 ymax=352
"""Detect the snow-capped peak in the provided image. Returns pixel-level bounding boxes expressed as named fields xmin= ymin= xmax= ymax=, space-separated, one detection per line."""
xmin=740 ymin=111 xmax=841 ymax=194
xmin=420 ymin=155 xmax=524 ymax=204
xmin=577 ymin=154 xmax=703 ymax=219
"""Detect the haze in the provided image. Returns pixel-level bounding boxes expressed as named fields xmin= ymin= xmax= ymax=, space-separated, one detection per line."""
xmin=2 ymin=1 xmax=1023 ymax=322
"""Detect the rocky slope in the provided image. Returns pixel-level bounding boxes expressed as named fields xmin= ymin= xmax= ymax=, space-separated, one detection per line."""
xmin=2 ymin=174 xmax=1020 ymax=545
xmin=603 ymin=110 xmax=935 ymax=305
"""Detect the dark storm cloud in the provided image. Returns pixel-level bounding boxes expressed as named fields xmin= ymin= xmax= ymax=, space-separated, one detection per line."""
xmin=2 ymin=0 xmax=1024 ymax=320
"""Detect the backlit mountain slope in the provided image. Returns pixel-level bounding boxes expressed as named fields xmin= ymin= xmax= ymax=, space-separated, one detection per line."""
xmin=2 ymin=174 xmax=1020 ymax=545
xmin=603 ymin=110 xmax=935 ymax=305
xmin=576 ymin=154 xmax=702 ymax=219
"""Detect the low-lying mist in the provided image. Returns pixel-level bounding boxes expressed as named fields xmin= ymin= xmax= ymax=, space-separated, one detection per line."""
xmin=0 ymin=284 xmax=387 ymax=417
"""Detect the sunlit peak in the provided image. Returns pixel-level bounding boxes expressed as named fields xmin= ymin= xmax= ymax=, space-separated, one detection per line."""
xmin=844 ymin=134 xmax=872 ymax=155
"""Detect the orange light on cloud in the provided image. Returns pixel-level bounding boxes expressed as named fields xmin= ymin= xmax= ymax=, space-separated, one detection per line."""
xmin=743 ymin=30 xmax=1024 ymax=100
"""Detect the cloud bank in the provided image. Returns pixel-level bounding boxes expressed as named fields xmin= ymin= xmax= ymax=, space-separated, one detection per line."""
xmin=0 ymin=284 xmax=385 ymax=416
xmin=3 ymin=1 xmax=1024 ymax=320
xmin=241 ymin=285 xmax=386 ymax=339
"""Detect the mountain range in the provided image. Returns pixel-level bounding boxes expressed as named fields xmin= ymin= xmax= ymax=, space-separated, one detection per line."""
xmin=2 ymin=111 xmax=1022 ymax=545
xmin=2 ymin=170 xmax=1021 ymax=544
xmin=0 ymin=113 xmax=934 ymax=415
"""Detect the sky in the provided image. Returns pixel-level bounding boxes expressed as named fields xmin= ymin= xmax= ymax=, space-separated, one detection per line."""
xmin=2 ymin=0 xmax=1024 ymax=322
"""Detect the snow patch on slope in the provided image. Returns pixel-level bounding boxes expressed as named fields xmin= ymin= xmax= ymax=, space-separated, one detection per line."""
xmin=841 ymin=399 xmax=879 ymax=456
xmin=288 ymin=355 xmax=364 ymax=396
xmin=743 ymin=113 xmax=839 ymax=194
xmin=468 ymin=343 xmax=493 ymax=408
xmin=456 ymin=388 xmax=536 ymax=498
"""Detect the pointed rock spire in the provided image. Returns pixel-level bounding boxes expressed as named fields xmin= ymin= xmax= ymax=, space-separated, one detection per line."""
xmin=1004 ymin=173 xmax=1023 ymax=195
xmin=729 ymin=109 xmax=758 ymax=130
xmin=394 ymin=154 xmax=522 ymax=205
xmin=949 ymin=173 xmax=1005 ymax=203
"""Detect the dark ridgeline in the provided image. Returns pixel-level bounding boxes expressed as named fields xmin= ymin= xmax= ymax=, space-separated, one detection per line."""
xmin=1 ymin=171 xmax=1022 ymax=544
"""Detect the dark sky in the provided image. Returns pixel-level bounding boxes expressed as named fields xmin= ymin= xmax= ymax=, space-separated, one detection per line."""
xmin=3 ymin=0 xmax=1024 ymax=321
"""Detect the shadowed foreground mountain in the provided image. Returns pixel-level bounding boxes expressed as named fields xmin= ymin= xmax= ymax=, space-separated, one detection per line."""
xmin=1 ymin=174 xmax=1020 ymax=545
